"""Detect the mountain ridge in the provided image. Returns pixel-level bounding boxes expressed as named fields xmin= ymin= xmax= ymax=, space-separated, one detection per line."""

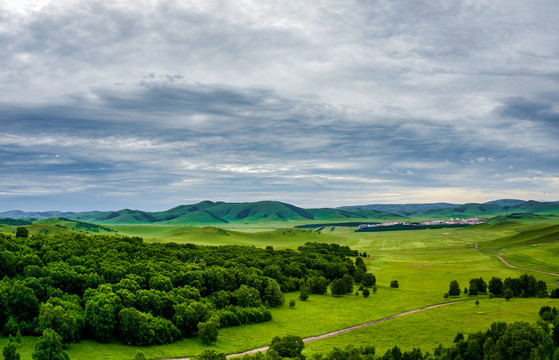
xmin=1 ymin=199 xmax=558 ymax=224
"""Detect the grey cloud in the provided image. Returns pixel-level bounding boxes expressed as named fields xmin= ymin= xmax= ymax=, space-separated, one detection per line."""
xmin=1 ymin=1 xmax=559 ymax=209
xmin=499 ymin=97 xmax=559 ymax=125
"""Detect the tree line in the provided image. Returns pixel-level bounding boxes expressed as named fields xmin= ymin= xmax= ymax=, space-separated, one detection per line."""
xmin=446 ymin=274 xmax=552 ymax=299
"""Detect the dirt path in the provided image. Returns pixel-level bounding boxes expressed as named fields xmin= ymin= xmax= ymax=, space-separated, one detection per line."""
xmin=475 ymin=243 xmax=559 ymax=277
xmin=226 ymin=300 xmax=467 ymax=358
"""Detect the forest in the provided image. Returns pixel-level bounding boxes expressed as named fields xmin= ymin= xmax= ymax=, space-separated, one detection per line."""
xmin=0 ymin=232 xmax=369 ymax=348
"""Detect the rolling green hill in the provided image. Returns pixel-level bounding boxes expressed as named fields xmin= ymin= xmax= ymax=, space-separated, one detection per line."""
xmin=33 ymin=217 xmax=117 ymax=233
xmin=68 ymin=200 xmax=402 ymax=226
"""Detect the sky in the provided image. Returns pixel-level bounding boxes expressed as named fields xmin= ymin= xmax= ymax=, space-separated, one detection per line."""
xmin=1 ymin=0 xmax=559 ymax=211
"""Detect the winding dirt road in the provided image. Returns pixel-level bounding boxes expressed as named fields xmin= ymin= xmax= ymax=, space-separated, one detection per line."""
xmin=159 ymin=300 xmax=468 ymax=360
xmin=225 ymin=300 xmax=467 ymax=358
xmin=474 ymin=243 xmax=559 ymax=277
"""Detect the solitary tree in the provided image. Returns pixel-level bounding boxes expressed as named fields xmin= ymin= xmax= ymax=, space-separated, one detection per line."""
xmin=289 ymin=299 xmax=296 ymax=309
xmin=362 ymin=288 xmax=370 ymax=298
xmin=299 ymin=285 xmax=310 ymax=301
xmin=390 ymin=280 xmax=399 ymax=288
xmin=475 ymin=300 xmax=480 ymax=307
xmin=448 ymin=280 xmax=461 ymax=296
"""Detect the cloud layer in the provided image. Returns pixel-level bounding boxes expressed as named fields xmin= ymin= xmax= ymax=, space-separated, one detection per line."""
xmin=1 ymin=0 xmax=558 ymax=210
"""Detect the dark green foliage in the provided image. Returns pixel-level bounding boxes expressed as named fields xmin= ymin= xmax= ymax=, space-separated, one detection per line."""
xmin=488 ymin=277 xmax=504 ymax=296
xmin=390 ymin=280 xmax=399 ymax=288
xmin=448 ymin=280 xmax=461 ymax=296
xmin=539 ymin=306 xmax=557 ymax=322
xmin=15 ymin=227 xmax=28 ymax=238
xmin=298 ymin=242 xmax=358 ymax=257
xmin=2 ymin=340 xmax=20 ymax=360
xmin=553 ymin=317 xmax=559 ymax=346
xmin=289 ymin=299 xmax=295 ymax=308
xmin=504 ymin=288 xmax=513 ymax=300
xmin=306 ymin=276 xmax=328 ymax=295
xmin=197 ymin=349 xmax=227 ymax=360
xmin=362 ymin=273 xmax=376 ymax=287
xmin=454 ymin=333 xmax=464 ymax=342
xmin=133 ymin=352 xmax=146 ymax=360
xmin=118 ymin=307 xmax=180 ymax=346
xmin=0 ymin=232 xmax=364 ymax=346
xmin=269 ymin=335 xmax=305 ymax=359
xmin=468 ymin=282 xmax=478 ymax=296
xmin=354 ymin=257 xmax=367 ymax=272
xmin=84 ymin=286 xmax=120 ymax=342
xmin=38 ymin=297 xmax=84 ymax=343
xmin=330 ymin=279 xmax=347 ymax=296
xmin=32 ymin=329 xmax=70 ymax=360
xmin=198 ymin=316 xmax=219 ymax=345
xmin=263 ymin=279 xmax=284 ymax=307
xmin=362 ymin=288 xmax=370 ymax=297
xmin=148 ymin=275 xmax=173 ymax=292
xmin=299 ymin=284 xmax=310 ymax=301
xmin=468 ymin=278 xmax=487 ymax=295
xmin=498 ymin=274 xmax=543 ymax=298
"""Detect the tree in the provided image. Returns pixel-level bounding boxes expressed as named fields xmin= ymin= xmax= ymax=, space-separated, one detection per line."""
xmin=234 ymin=285 xmax=262 ymax=308
xmin=390 ymin=280 xmax=399 ymax=288
xmin=289 ymin=299 xmax=296 ymax=309
xmin=85 ymin=290 xmax=120 ymax=342
xmin=475 ymin=300 xmax=480 ymax=307
xmin=32 ymin=329 xmax=70 ymax=360
xmin=488 ymin=277 xmax=504 ymax=296
xmin=269 ymin=335 xmax=305 ymax=359
xmin=38 ymin=300 xmax=83 ymax=344
xmin=553 ymin=317 xmax=559 ymax=346
xmin=362 ymin=288 xmax=370 ymax=297
xmin=198 ymin=316 xmax=219 ymax=345
xmin=263 ymin=279 xmax=284 ymax=307
xmin=134 ymin=352 xmax=146 ymax=360
xmin=469 ymin=282 xmax=479 ymax=296
xmin=362 ymin=273 xmax=376 ymax=287
xmin=330 ymin=279 xmax=346 ymax=296
xmin=198 ymin=349 xmax=226 ymax=360
xmin=504 ymin=288 xmax=513 ymax=301
xmin=2 ymin=340 xmax=20 ymax=360
xmin=448 ymin=280 xmax=461 ymax=296
xmin=373 ymin=286 xmax=377 ymax=295
xmin=299 ymin=285 xmax=310 ymax=301
xmin=15 ymin=227 xmax=28 ymax=238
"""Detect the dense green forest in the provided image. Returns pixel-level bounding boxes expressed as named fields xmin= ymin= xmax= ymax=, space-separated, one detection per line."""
xmin=0 ymin=232 xmax=368 ymax=349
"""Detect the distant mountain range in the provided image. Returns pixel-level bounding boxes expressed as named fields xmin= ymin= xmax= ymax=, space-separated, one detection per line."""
xmin=338 ymin=199 xmax=558 ymax=216
xmin=1 ymin=199 xmax=558 ymax=225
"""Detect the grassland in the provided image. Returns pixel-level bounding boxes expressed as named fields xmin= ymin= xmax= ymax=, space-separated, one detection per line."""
xmin=2 ymin=218 xmax=558 ymax=359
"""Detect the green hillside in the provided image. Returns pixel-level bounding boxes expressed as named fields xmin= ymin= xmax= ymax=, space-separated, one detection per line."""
xmin=482 ymin=223 xmax=559 ymax=249
xmin=33 ymin=217 xmax=117 ymax=234
xmin=67 ymin=200 xmax=402 ymax=226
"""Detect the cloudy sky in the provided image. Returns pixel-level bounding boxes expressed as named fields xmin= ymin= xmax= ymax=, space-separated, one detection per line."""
xmin=1 ymin=0 xmax=558 ymax=211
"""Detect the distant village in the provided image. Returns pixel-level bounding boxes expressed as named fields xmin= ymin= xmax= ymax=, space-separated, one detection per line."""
xmin=356 ymin=218 xmax=485 ymax=230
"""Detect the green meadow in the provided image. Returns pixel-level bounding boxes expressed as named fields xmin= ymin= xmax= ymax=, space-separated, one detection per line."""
xmin=1 ymin=216 xmax=558 ymax=359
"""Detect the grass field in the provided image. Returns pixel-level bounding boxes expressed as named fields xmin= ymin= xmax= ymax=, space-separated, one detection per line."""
xmin=1 ymin=218 xmax=558 ymax=359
